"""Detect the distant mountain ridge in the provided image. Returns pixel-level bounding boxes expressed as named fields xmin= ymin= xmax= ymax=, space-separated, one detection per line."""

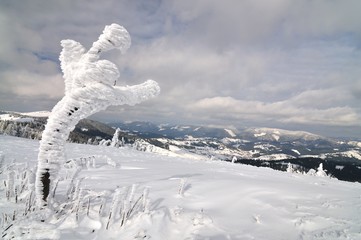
xmin=1 ymin=111 xmax=361 ymax=182
xmin=241 ymin=127 xmax=327 ymax=142
xmin=111 ymin=121 xmax=331 ymax=142
xmin=109 ymin=120 xmax=361 ymax=182
xmin=111 ymin=121 xmax=238 ymax=138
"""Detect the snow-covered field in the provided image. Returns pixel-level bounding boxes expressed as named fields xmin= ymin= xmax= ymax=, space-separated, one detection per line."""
xmin=1 ymin=135 xmax=361 ymax=240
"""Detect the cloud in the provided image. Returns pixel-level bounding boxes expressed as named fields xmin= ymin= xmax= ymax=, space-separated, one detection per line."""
xmin=1 ymin=0 xmax=361 ymax=137
xmin=189 ymin=96 xmax=360 ymax=127
xmin=287 ymin=88 xmax=352 ymax=109
xmin=352 ymin=80 xmax=361 ymax=100
xmin=283 ymin=0 xmax=361 ymax=39
xmin=162 ymin=0 xmax=361 ymax=48
xmin=1 ymin=71 xmax=64 ymax=98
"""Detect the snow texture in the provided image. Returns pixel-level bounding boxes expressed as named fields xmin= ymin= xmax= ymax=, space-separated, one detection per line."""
xmin=35 ymin=23 xmax=160 ymax=207
xmin=1 ymin=135 xmax=361 ymax=240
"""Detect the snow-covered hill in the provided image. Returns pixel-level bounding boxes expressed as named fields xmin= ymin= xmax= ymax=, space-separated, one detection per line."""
xmin=1 ymin=135 xmax=361 ymax=239
xmin=243 ymin=127 xmax=326 ymax=142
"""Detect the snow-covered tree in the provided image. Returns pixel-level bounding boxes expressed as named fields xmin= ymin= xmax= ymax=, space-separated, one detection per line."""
xmin=99 ymin=139 xmax=111 ymax=146
xmin=316 ymin=163 xmax=327 ymax=177
xmin=286 ymin=162 xmax=293 ymax=173
xmin=306 ymin=163 xmax=328 ymax=177
xmin=35 ymin=23 xmax=160 ymax=207
xmin=111 ymin=128 xmax=122 ymax=147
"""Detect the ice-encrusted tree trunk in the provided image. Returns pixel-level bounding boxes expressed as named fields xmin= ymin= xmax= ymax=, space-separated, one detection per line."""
xmin=35 ymin=24 xmax=160 ymax=207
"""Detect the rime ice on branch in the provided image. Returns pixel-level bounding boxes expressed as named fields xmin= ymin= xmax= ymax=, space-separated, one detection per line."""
xmin=35 ymin=24 xmax=160 ymax=207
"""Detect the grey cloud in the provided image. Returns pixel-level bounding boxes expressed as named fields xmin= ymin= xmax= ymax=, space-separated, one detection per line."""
xmin=189 ymin=96 xmax=360 ymax=127
xmin=162 ymin=0 xmax=361 ymax=48
xmin=1 ymin=0 xmax=361 ymax=137
xmin=352 ymin=82 xmax=361 ymax=100
xmin=1 ymin=71 xmax=64 ymax=98
xmin=283 ymin=0 xmax=361 ymax=39
xmin=287 ymin=89 xmax=351 ymax=109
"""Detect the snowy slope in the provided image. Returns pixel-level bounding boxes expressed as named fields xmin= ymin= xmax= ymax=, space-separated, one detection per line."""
xmin=20 ymin=111 xmax=51 ymax=118
xmin=0 ymin=111 xmax=50 ymax=121
xmin=0 ymin=113 xmax=34 ymax=123
xmin=245 ymin=127 xmax=325 ymax=142
xmin=224 ymin=128 xmax=236 ymax=137
xmin=1 ymin=135 xmax=361 ymax=240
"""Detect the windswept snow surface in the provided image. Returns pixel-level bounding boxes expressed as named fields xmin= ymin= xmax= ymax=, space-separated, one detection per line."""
xmin=1 ymin=135 xmax=361 ymax=240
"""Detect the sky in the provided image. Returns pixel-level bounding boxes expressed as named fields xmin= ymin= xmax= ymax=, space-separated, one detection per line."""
xmin=1 ymin=0 xmax=361 ymax=138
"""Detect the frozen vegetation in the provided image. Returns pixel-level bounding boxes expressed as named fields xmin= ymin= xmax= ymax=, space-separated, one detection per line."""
xmin=35 ymin=23 xmax=159 ymax=206
xmin=1 ymin=135 xmax=361 ymax=239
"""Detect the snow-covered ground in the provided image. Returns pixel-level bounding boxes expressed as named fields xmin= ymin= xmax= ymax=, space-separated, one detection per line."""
xmin=0 ymin=111 xmax=51 ymax=121
xmin=1 ymin=135 xmax=361 ymax=240
xmin=0 ymin=114 xmax=34 ymax=123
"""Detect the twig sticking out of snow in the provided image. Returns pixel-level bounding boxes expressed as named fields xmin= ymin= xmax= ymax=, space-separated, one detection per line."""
xmin=64 ymin=155 xmax=98 ymax=169
xmin=65 ymin=168 xmax=81 ymax=198
xmin=106 ymin=188 xmax=122 ymax=230
xmin=0 ymin=162 xmax=37 ymax=238
xmin=6 ymin=171 xmax=15 ymax=200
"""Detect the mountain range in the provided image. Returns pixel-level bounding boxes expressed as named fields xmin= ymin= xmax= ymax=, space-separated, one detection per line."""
xmin=1 ymin=111 xmax=360 ymax=182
